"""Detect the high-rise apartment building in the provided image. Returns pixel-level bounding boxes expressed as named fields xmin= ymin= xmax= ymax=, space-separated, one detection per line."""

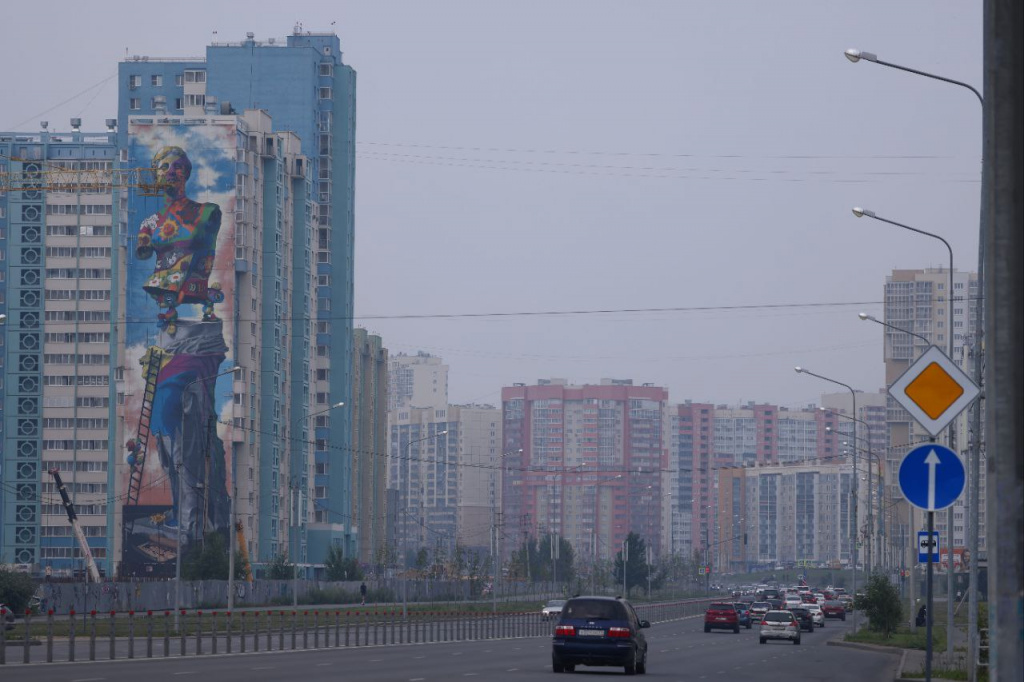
xmin=1 ymin=126 xmax=117 ymax=574
xmin=389 ymin=352 xmax=449 ymax=412
xmin=115 ymin=27 xmax=357 ymax=566
xmin=114 ymin=111 xmax=314 ymax=577
xmin=501 ymin=379 xmax=667 ymax=563
xmin=881 ymin=267 xmax=983 ymax=564
xmin=351 ymin=328 xmax=388 ymax=565
xmin=717 ymin=460 xmax=857 ymax=572
xmin=452 ymin=404 xmax=502 ymax=556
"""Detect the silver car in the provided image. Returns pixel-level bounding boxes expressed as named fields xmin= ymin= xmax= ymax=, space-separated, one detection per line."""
xmin=759 ymin=610 xmax=801 ymax=645
xmin=805 ymin=602 xmax=825 ymax=627
xmin=541 ymin=599 xmax=567 ymax=620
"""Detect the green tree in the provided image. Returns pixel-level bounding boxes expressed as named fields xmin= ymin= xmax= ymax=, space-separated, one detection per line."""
xmin=613 ymin=532 xmax=648 ymax=597
xmin=0 ymin=564 xmax=37 ymax=614
xmin=415 ymin=548 xmax=429 ymax=574
xmin=181 ymin=532 xmax=244 ymax=580
xmin=324 ymin=545 xmax=363 ymax=581
xmin=856 ymin=573 xmax=903 ymax=638
xmin=265 ymin=551 xmax=294 ymax=580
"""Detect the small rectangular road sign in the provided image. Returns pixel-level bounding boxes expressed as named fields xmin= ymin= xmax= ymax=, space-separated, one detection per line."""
xmin=918 ymin=531 xmax=940 ymax=563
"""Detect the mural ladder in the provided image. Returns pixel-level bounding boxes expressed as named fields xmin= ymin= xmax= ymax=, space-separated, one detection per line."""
xmin=124 ymin=348 xmax=163 ymax=528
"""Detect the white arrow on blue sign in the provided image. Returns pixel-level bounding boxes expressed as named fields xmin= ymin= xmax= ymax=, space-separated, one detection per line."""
xmin=899 ymin=444 xmax=966 ymax=512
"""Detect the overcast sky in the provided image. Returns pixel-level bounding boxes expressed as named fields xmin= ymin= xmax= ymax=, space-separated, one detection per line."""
xmin=2 ymin=1 xmax=982 ymax=409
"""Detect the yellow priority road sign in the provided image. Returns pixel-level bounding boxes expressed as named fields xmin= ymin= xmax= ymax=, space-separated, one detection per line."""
xmin=888 ymin=345 xmax=980 ymax=437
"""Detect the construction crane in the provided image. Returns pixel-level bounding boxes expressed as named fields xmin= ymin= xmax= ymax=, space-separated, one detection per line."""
xmin=48 ymin=468 xmax=102 ymax=583
xmin=0 ymin=157 xmax=160 ymax=194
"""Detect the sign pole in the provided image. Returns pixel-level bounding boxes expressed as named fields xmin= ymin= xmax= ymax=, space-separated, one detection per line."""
xmin=926 ymin=510 xmax=934 ymax=682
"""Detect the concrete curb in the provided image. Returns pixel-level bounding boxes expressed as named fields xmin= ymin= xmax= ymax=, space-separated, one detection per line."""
xmin=826 ymin=639 xmax=903 ymax=655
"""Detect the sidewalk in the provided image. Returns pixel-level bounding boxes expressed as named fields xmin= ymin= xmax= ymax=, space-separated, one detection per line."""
xmin=895 ymin=619 xmax=969 ymax=681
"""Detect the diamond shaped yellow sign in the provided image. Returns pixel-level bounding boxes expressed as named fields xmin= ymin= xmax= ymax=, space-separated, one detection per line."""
xmin=889 ymin=346 xmax=980 ymax=436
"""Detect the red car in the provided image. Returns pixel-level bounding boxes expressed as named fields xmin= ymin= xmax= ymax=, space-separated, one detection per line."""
xmin=821 ymin=600 xmax=847 ymax=621
xmin=704 ymin=602 xmax=741 ymax=634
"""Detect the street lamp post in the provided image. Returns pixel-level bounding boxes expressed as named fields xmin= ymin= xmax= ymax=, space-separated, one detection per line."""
xmin=401 ymin=429 xmax=448 ymax=617
xmin=859 ymin=312 xmax=933 ymax=630
xmin=853 ymin=208 xmax=958 ymax=654
xmin=175 ymin=365 xmax=241 ymax=629
xmin=846 ymin=53 xmax=986 ymax=681
xmin=795 ymin=366 xmax=860 ymax=632
xmin=283 ymin=401 xmax=345 ymax=608
xmin=824 ymin=409 xmax=883 ymax=574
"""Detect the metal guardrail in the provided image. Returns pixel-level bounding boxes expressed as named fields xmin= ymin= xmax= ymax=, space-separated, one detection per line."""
xmin=0 ymin=597 xmax=717 ymax=666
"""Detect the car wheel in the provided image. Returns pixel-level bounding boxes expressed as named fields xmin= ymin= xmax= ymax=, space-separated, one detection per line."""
xmin=704 ymin=624 xmax=711 ymax=633
xmin=624 ymin=649 xmax=638 ymax=676
xmin=636 ymin=651 xmax=647 ymax=675
xmin=734 ymin=624 xmax=740 ymax=634
xmin=841 ymin=615 xmax=846 ymax=621
xmin=746 ymin=623 xmax=752 ymax=629
xmin=565 ymin=664 xmax=575 ymax=673
xmin=552 ymin=654 xmax=564 ymax=673
xmin=759 ymin=637 xmax=766 ymax=644
xmin=794 ymin=637 xmax=801 ymax=646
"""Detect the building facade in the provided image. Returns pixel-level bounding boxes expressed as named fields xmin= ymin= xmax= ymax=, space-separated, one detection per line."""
xmin=116 ymin=27 xmax=358 ymax=566
xmin=388 ymin=351 xmax=449 ymax=412
xmin=351 ymin=328 xmax=388 ymax=566
xmin=501 ymin=379 xmax=668 ymax=565
xmin=1 ymin=126 xmax=117 ymax=574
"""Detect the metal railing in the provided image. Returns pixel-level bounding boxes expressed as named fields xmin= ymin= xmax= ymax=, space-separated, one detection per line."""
xmin=0 ymin=597 xmax=717 ymax=666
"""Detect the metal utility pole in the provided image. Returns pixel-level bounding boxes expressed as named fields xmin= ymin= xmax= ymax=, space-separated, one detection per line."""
xmin=983 ymin=1 xmax=1023 ymax=679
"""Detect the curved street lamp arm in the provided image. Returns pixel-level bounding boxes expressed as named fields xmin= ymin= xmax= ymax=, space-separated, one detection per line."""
xmin=873 ymin=58 xmax=983 ymax=107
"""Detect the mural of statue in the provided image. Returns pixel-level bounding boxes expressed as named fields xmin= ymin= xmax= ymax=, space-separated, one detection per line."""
xmin=136 ymin=146 xmax=223 ymax=335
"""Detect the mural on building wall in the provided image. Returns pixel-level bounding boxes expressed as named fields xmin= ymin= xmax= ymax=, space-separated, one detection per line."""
xmin=121 ymin=123 xmax=237 ymax=576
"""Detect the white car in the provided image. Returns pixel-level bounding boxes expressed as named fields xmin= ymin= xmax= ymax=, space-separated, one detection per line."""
xmin=541 ymin=599 xmax=567 ymax=620
xmin=760 ymin=610 xmax=801 ymax=645
xmin=805 ymin=603 xmax=825 ymax=627
xmin=783 ymin=595 xmax=803 ymax=610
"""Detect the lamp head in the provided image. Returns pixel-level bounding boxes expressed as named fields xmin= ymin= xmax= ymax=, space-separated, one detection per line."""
xmin=852 ymin=207 xmax=876 ymax=218
xmin=858 ymin=312 xmax=870 ymax=321
xmin=794 ymin=366 xmax=804 ymax=374
xmin=332 ymin=401 xmax=346 ymax=408
xmin=844 ymin=49 xmax=878 ymax=63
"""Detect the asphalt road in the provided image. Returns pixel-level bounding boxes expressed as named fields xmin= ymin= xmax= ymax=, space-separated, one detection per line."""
xmin=4 ymin=614 xmax=899 ymax=682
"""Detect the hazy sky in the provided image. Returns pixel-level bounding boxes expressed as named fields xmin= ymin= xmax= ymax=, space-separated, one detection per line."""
xmin=2 ymin=1 xmax=982 ymax=409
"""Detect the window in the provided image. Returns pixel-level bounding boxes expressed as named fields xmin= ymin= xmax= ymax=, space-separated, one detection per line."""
xmin=319 ymin=63 xmax=333 ymax=77
xmin=129 ymin=98 xmax=141 ymax=110
xmin=152 ymin=95 xmax=166 ymax=109
xmin=128 ymin=74 xmax=142 ymax=89
xmin=175 ymin=74 xmax=184 ymax=86
xmin=184 ymin=70 xmax=206 ymax=83
xmin=175 ymin=98 xmax=183 ymax=110
xmin=185 ymin=94 xmax=206 ymax=107
xmin=318 ymin=87 xmax=333 ymax=100
xmin=151 ymin=74 xmax=163 ymax=87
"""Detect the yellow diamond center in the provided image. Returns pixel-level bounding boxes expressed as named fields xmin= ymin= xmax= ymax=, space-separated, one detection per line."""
xmin=905 ymin=362 xmax=964 ymax=419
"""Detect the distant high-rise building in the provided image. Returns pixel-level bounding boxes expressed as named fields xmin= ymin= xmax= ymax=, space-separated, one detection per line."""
xmin=501 ymin=379 xmax=667 ymax=564
xmin=1 ymin=127 xmax=118 ymax=575
xmin=451 ymin=404 xmax=502 ymax=556
xmin=881 ymin=267 xmax=983 ymax=563
xmin=388 ymin=352 xmax=449 ymax=412
xmin=351 ymin=328 xmax=388 ymax=566
xmin=717 ymin=460 xmax=857 ymax=572
xmin=115 ymin=28 xmax=358 ymax=567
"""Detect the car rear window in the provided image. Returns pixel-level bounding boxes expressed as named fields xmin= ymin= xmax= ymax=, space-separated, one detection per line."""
xmin=563 ymin=599 xmax=626 ymax=620
xmin=751 ymin=602 xmax=770 ymax=609
xmin=764 ymin=612 xmax=793 ymax=623
xmin=709 ymin=603 xmax=734 ymax=611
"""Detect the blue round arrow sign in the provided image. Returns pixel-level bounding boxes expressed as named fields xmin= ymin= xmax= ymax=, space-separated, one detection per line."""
xmin=898 ymin=444 xmax=966 ymax=512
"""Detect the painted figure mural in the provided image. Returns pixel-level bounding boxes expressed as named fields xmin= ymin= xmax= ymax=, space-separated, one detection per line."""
xmin=136 ymin=146 xmax=224 ymax=335
xmin=121 ymin=125 xmax=237 ymax=576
